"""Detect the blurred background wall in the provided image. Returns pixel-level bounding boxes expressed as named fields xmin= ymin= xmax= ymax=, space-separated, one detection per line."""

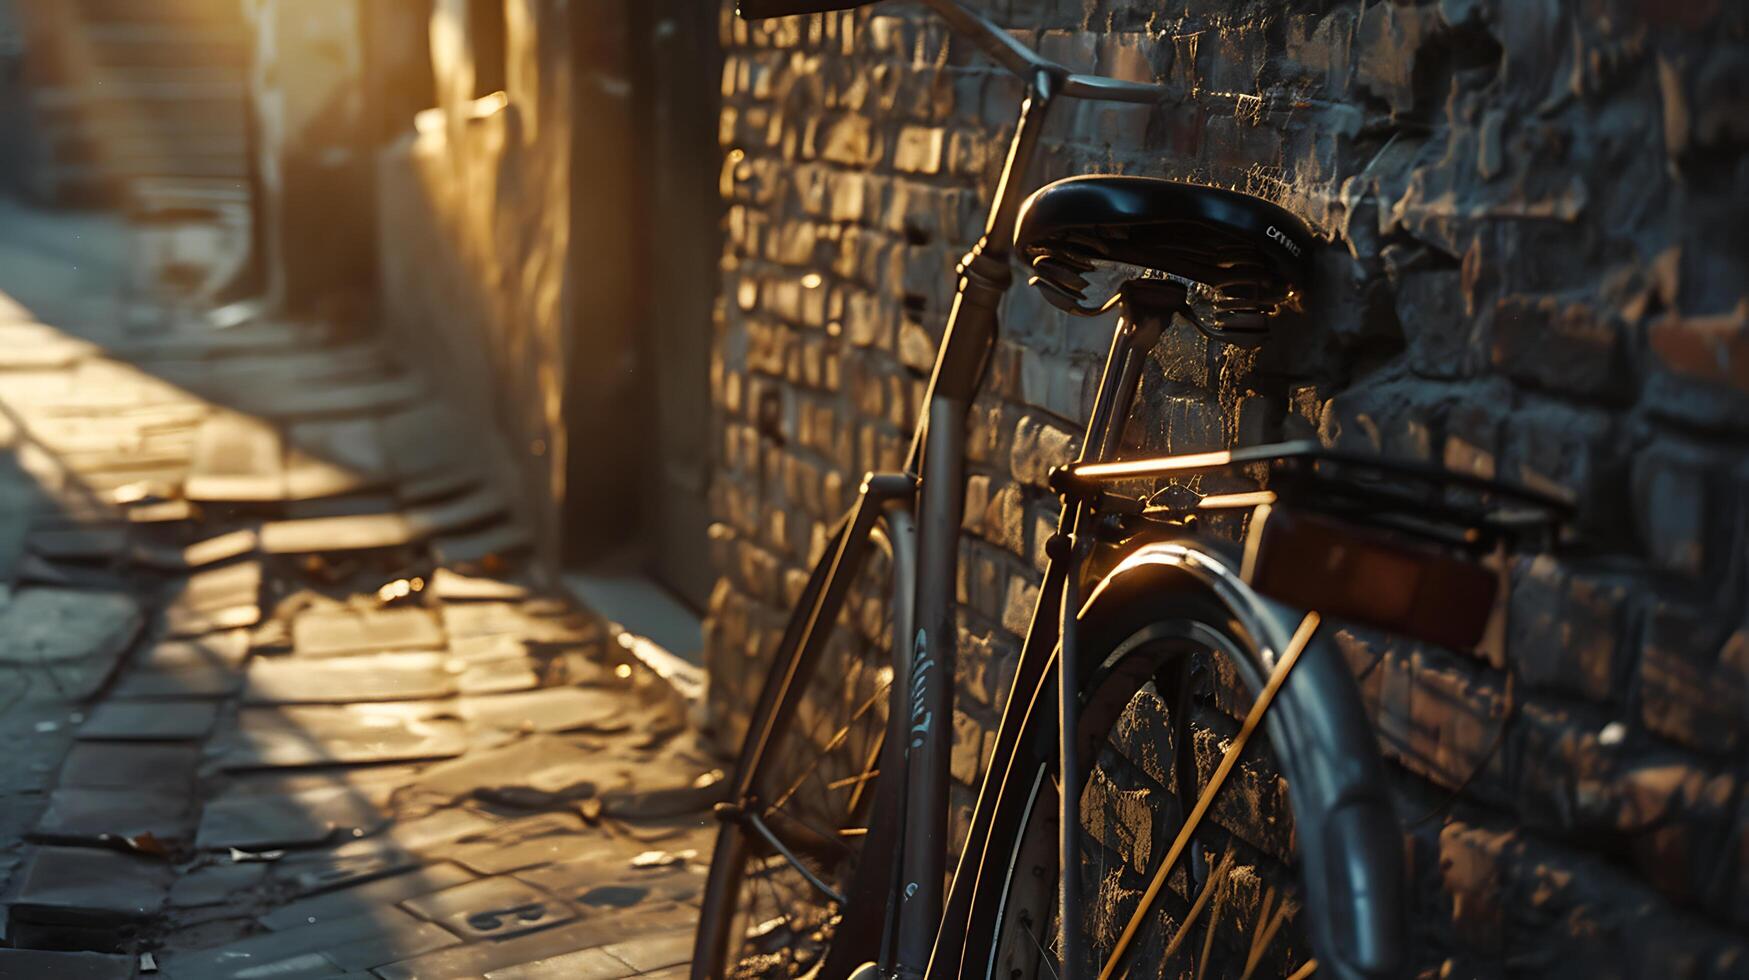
xmin=370 ymin=0 xmax=720 ymax=626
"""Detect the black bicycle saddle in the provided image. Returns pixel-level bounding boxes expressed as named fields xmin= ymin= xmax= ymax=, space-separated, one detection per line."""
xmin=1014 ymin=176 xmax=1315 ymax=332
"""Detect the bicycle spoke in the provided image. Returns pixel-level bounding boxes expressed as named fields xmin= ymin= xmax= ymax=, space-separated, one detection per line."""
xmin=1098 ymin=612 xmax=1321 ymax=980
xmin=1022 ymin=913 xmax=1061 ymax=980
xmin=825 ymin=769 xmax=880 ymax=791
xmin=1238 ymin=888 xmax=1295 ymax=980
xmin=1157 ymin=850 xmax=1233 ymax=969
xmin=771 ymin=680 xmax=889 ymax=810
xmin=1192 ymin=871 xmax=1225 ymax=980
xmin=845 ymin=710 xmax=886 ymax=815
xmin=710 ymin=567 xmax=896 ymax=978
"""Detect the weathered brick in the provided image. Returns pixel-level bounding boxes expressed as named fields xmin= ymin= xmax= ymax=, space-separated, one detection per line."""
xmin=1491 ymin=295 xmax=1631 ymax=401
xmin=1009 ymin=413 xmax=1076 ymax=486
xmin=1507 ymin=556 xmax=1625 ymax=703
xmin=1630 ymin=441 xmax=1720 ymax=578
xmin=1000 ymin=574 xmax=1038 ymax=636
xmin=1638 ymin=598 xmax=1745 ymax=754
xmin=949 ymin=709 xmax=991 ymax=785
xmin=1645 ymin=303 xmax=1749 ymax=429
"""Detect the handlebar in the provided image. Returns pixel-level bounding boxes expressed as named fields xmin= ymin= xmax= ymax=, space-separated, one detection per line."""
xmin=918 ymin=0 xmax=1165 ymax=102
xmin=739 ymin=0 xmax=1169 ymax=104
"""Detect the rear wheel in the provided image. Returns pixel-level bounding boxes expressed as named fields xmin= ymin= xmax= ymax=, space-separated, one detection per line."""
xmin=970 ymin=553 xmax=1403 ymax=980
xmin=693 ymin=516 xmax=911 ymax=979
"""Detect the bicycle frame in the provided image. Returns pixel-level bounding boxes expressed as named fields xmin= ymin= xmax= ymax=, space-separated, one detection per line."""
xmin=708 ymin=3 xmax=1166 ymax=977
xmin=922 ymin=279 xmax=1184 ymax=980
xmin=814 ymin=69 xmax=1062 ymax=976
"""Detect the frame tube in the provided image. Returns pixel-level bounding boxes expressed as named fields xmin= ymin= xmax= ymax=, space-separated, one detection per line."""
xmin=891 ymin=75 xmax=1059 ymax=980
xmin=894 ymin=394 xmax=969 ymax=972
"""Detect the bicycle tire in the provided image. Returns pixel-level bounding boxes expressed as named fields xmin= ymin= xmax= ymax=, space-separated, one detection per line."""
xmin=693 ymin=511 xmax=915 ymax=979
xmin=959 ymin=541 xmax=1405 ymax=980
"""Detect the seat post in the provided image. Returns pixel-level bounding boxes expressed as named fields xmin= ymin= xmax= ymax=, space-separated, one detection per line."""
xmin=1086 ymin=279 xmax=1183 ymax=462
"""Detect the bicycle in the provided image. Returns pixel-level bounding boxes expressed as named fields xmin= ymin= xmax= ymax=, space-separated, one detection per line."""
xmin=692 ymin=1 xmax=1570 ymax=977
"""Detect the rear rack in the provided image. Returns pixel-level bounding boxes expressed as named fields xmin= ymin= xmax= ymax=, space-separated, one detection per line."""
xmin=1051 ymin=440 xmax=1574 ymax=552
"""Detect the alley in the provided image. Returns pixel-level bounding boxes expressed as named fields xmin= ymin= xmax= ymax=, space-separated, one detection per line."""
xmin=0 ymin=202 xmax=714 ymax=979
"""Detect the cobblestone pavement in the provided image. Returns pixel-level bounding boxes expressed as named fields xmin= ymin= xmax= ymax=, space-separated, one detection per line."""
xmin=0 ymin=203 xmax=715 ymax=978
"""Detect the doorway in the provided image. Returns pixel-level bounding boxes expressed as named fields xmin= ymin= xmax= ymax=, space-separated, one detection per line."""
xmin=560 ymin=0 xmax=721 ymax=633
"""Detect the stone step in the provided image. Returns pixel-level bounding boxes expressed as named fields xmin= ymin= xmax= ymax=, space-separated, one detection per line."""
xmin=78 ymin=22 xmax=248 ymax=70
xmin=84 ymin=63 xmax=245 ymax=92
xmin=44 ymin=132 xmax=249 ymax=167
xmin=35 ymin=115 xmax=247 ymax=153
xmin=31 ymin=80 xmax=248 ymax=117
xmin=29 ymin=162 xmax=248 ymax=207
xmin=70 ymin=0 xmax=245 ymax=26
xmin=47 ymin=146 xmax=246 ymax=174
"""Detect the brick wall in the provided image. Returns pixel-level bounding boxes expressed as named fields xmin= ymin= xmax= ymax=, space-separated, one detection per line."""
xmin=702 ymin=0 xmax=1749 ymax=973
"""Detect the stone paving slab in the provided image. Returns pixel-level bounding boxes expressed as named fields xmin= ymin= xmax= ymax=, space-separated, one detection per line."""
xmin=33 ymin=787 xmax=194 ymax=845
xmin=458 ymin=686 xmax=626 ymax=734
xmin=283 ymin=450 xmax=383 ymax=502
xmin=282 ymin=492 xmax=404 ymax=522
xmin=400 ymin=874 xmax=575 ymax=941
xmin=275 ymin=845 xmax=429 ymax=897
xmin=597 ymin=928 xmax=693 ymax=972
xmin=325 ymin=919 xmax=459 ymax=973
xmin=402 ymin=737 xmax=606 ymax=806
xmin=430 ymin=567 xmax=531 ymax=602
xmin=163 ymin=563 xmax=262 ymax=636
xmin=259 ymin=863 xmax=475 ymax=931
xmin=243 ymin=652 xmax=457 ymax=704
xmin=196 ymin=784 xmax=387 ymax=850
xmin=9 ymin=845 xmax=172 ymax=923
xmin=158 ymin=905 xmax=430 ymax=979
xmin=181 ymin=529 xmax=261 ymax=570
xmin=77 ymin=699 xmax=220 ymax=740
xmin=58 ymin=742 xmax=202 ymax=790
xmin=288 ymin=607 xmax=443 ymax=657
xmin=0 ymin=949 xmax=136 ymax=980
xmin=0 ymin=588 xmax=143 ymax=674
xmin=26 ymin=525 xmax=132 ymax=561
xmin=260 ymin=513 xmax=416 ymax=554
xmin=456 ymin=655 xmax=542 ymax=696
xmin=285 ymin=418 xmax=390 ymax=482
xmin=372 ymin=902 xmax=696 ymax=980
xmin=379 ymin=808 xmax=498 ymax=852
xmin=168 ymin=863 xmax=270 ymax=910
xmin=396 ymin=467 xmax=480 ymax=506
xmin=516 ymin=856 xmax=704 ymax=911
xmin=185 ymin=411 xmax=284 ymax=503
xmin=377 ymin=404 xmax=468 ymax=481
xmin=125 ymin=502 xmax=202 ymax=532
xmin=212 ymin=704 xmax=469 ymax=770
xmin=433 ymin=522 xmax=533 ymax=567
xmin=485 ymin=946 xmax=638 ymax=980
xmin=404 ymin=486 xmax=508 ymax=539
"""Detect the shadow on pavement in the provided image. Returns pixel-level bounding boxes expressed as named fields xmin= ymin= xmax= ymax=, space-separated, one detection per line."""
xmin=0 ymin=198 xmax=718 ymax=978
